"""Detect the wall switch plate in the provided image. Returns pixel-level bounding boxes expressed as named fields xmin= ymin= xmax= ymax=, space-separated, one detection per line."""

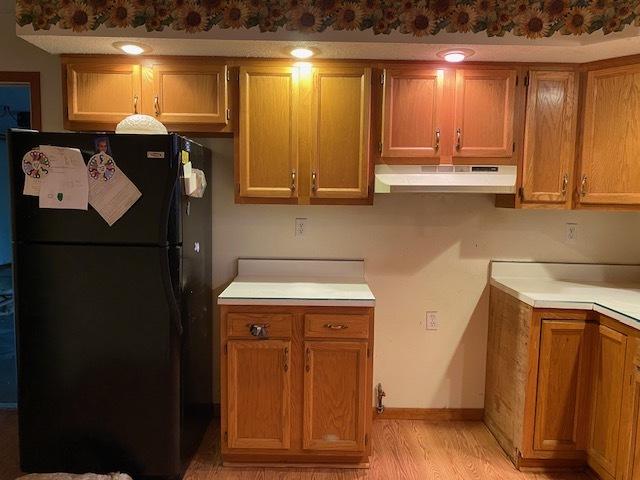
xmin=426 ymin=311 xmax=439 ymax=330
xmin=566 ymin=222 xmax=578 ymax=244
xmin=295 ymin=218 xmax=308 ymax=238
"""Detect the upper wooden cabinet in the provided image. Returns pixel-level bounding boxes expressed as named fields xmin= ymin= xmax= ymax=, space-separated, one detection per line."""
xmin=143 ymin=62 xmax=228 ymax=127
xmin=65 ymin=61 xmax=141 ymax=125
xmin=238 ymin=65 xmax=299 ymax=200
xmin=381 ymin=68 xmax=445 ymax=161
xmin=578 ymin=63 xmax=640 ymax=207
xmin=520 ymin=70 xmax=579 ymax=208
xmin=310 ymin=67 xmax=371 ymax=200
xmin=62 ymin=56 xmax=230 ymax=133
xmin=453 ymin=69 xmax=517 ymax=159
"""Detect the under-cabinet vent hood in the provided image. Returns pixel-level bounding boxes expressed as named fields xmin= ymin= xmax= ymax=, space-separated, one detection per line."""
xmin=375 ymin=164 xmax=517 ymax=194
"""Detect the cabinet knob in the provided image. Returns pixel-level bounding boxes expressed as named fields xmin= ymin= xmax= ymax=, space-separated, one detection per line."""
xmin=283 ymin=347 xmax=289 ymax=372
xmin=311 ymin=171 xmax=317 ymax=193
xmin=561 ymin=173 xmax=569 ymax=195
xmin=248 ymin=323 xmax=269 ymax=338
xmin=434 ymin=128 xmax=440 ymax=151
xmin=305 ymin=347 xmax=311 ymax=372
xmin=133 ymin=95 xmax=138 ymax=114
xmin=290 ymin=170 xmax=296 ymax=192
xmin=324 ymin=323 xmax=348 ymax=330
xmin=455 ymin=128 xmax=462 ymax=151
xmin=154 ymin=96 xmax=160 ymax=117
xmin=580 ymin=175 xmax=587 ymax=196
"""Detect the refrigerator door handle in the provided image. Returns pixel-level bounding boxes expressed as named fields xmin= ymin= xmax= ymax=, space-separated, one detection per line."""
xmin=161 ymin=250 xmax=183 ymax=336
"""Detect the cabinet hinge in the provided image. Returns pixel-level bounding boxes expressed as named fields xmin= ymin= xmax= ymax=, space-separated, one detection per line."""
xmin=524 ymin=74 xmax=530 ymax=87
xmin=226 ymin=108 xmax=231 ymax=121
xmin=367 ymin=347 xmax=371 ymax=358
xmin=380 ymin=72 xmax=385 ymax=85
xmin=365 ymin=433 xmax=368 ymax=445
xmin=224 ymin=343 xmax=228 ymax=354
xmin=226 ymin=69 xmax=230 ymax=81
xmin=515 ymin=75 xmax=519 ymax=87
xmin=378 ymin=141 xmax=382 ymax=154
xmin=518 ymin=186 xmax=525 ymax=200
xmin=224 ymin=431 xmax=228 ymax=442
xmin=236 ymin=183 xmax=240 ymax=194
xmin=512 ymin=142 xmax=516 ymax=153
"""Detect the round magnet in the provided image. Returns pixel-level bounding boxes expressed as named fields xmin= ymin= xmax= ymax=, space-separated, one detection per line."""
xmin=88 ymin=152 xmax=116 ymax=182
xmin=22 ymin=150 xmax=50 ymax=179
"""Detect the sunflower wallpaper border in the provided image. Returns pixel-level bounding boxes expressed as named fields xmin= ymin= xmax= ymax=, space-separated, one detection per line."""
xmin=15 ymin=0 xmax=640 ymax=38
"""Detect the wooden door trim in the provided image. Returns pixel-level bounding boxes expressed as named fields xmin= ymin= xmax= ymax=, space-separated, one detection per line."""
xmin=0 ymin=72 xmax=41 ymax=131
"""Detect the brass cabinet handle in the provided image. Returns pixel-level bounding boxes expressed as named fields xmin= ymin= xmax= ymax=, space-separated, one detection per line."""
xmin=290 ymin=170 xmax=296 ymax=192
xmin=324 ymin=323 xmax=348 ymax=330
xmin=154 ymin=96 xmax=160 ymax=116
xmin=283 ymin=347 xmax=289 ymax=372
xmin=580 ymin=175 xmax=587 ymax=196
xmin=311 ymin=171 xmax=317 ymax=193
xmin=455 ymin=128 xmax=462 ymax=151
xmin=561 ymin=173 xmax=569 ymax=195
xmin=133 ymin=95 xmax=138 ymax=114
xmin=435 ymin=129 xmax=440 ymax=151
xmin=305 ymin=347 xmax=311 ymax=372
xmin=248 ymin=323 xmax=269 ymax=338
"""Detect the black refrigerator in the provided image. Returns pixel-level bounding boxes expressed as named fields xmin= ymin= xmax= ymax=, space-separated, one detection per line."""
xmin=7 ymin=131 xmax=213 ymax=479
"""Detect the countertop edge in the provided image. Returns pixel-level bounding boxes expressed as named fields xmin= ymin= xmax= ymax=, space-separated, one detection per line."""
xmin=217 ymin=298 xmax=376 ymax=307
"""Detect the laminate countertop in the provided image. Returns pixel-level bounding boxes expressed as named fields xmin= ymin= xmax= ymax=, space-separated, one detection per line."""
xmin=490 ymin=261 xmax=640 ymax=330
xmin=218 ymin=259 xmax=375 ymax=307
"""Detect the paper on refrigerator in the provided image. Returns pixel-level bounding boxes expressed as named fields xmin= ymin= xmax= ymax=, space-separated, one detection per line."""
xmin=89 ymin=166 xmax=142 ymax=226
xmin=38 ymin=146 xmax=89 ymax=210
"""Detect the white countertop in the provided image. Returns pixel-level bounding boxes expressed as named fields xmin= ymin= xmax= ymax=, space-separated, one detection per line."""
xmin=490 ymin=261 xmax=640 ymax=330
xmin=218 ymin=259 xmax=375 ymax=307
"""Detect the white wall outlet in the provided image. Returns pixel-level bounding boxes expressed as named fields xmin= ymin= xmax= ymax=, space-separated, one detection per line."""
xmin=426 ymin=311 xmax=439 ymax=330
xmin=566 ymin=222 xmax=578 ymax=244
xmin=295 ymin=218 xmax=308 ymax=238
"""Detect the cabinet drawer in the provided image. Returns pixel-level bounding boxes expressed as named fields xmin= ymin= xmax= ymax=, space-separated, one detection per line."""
xmin=304 ymin=314 xmax=369 ymax=339
xmin=227 ymin=313 xmax=293 ymax=338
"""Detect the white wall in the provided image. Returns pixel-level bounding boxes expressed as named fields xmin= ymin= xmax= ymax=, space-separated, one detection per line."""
xmin=205 ymin=138 xmax=640 ymax=408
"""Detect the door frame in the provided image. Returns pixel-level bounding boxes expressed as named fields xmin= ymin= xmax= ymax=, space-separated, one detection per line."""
xmin=0 ymin=72 xmax=42 ymax=131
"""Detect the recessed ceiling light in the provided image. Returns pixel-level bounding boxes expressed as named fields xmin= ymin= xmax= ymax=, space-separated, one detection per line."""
xmin=437 ymin=48 xmax=475 ymax=63
xmin=290 ymin=47 xmax=315 ymax=59
xmin=113 ymin=41 xmax=151 ymax=55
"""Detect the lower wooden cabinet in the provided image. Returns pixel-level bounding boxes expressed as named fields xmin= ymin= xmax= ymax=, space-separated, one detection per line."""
xmin=220 ymin=305 xmax=374 ymax=466
xmin=485 ymin=287 xmax=640 ymax=478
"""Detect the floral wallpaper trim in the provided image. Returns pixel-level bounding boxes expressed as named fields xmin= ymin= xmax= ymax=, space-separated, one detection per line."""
xmin=15 ymin=0 xmax=640 ymax=38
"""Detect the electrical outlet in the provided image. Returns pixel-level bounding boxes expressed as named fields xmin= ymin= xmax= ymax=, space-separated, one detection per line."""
xmin=295 ymin=218 xmax=308 ymax=238
xmin=426 ymin=311 xmax=439 ymax=330
xmin=566 ymin=222 xmax=578 ymax=244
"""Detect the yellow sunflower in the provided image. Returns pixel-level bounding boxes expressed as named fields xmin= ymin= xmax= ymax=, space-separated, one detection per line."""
xmin=173 ymin=1 xmax=208 ymax=32
xmin=334 ymin=2 xmax=364 ymax=30
xmin=487 ymin=20 xmax=506 ymax=36
xmin=475 ymin=0 xmax=496 ymax=15
xmin=106 ymin=0 xmax=136 ymax=27
xmin=373 ymin=17 xmax=391 ymax=34
xmin=32 ymin=13 xmax=52 ymax=29
xmin=317 ymin=0 xmax=339 ymax=15
xmin=430 ymin=0 xmax=452 ymax=18
xmin=448 ymin=5 xmax=478 ymax=32
xmin=286 ymin=4 xmax=323 ymax=32
xmin=544 ymin=0 xmax=569 ymax=19
xmin=60 ymin=2 xmax=96 ymax=31
xmin=562 ymin=6 xmax=592 ymax=35
xmin=400 ymin=7 xmax=437 ymax=36
xmin=602 ymin=15 xmax=623 ymax=34
xmin=359 ymin=0 xmax=380 ymax=13
xmin=515 ymin=8 xmax=550 ymax=38
xmin=221 ymin=0 xmax=249 ymax=28
xmin=145 ymin=14 xmax=163 ymax=30
xmin=201 ymin=0 xmax=224 ymax=15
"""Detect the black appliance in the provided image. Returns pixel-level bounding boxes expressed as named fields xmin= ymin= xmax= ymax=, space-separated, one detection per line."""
xmin=7 ymin=131 xmax=213 ymax=479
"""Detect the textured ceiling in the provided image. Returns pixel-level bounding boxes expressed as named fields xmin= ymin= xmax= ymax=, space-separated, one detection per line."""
xmin=17 ymin=24 xmax=640 ymax=63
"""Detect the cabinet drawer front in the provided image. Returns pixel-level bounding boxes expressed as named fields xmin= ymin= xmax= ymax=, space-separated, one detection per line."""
xmin=227 ymin=313 xmax=293 ymax=338
xmin=304 ymin=314 xmax=369 ymax=339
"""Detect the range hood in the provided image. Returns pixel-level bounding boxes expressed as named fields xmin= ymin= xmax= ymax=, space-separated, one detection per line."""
xmin=375 ymin=164 xmax=517 ymax=194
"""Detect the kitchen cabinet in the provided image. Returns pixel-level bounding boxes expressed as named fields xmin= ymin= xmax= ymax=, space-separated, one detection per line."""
xmin=238 ymin=65 xmax=299 ymax=200
xmin=143 ymin=62 xmax=228 ymax=128
xmin=220 ymin=305 xmax=374 ymax=466
xmin=588 ymin=325 xmax=628 ymax=480
xmin=226 ymin=339 xmax=291 ymax=450
xmin=310 ymin=67 xmax=371 ymax=200
xmin=62 ymin=55 xmax=230 ymax=133
xmin=380 ymin=68 xmax=446 ymax=162
xmin=578 ymin=63 xmax=640 ymax=207
xmin=520 ymin=70 xmax=579 ymax=208
xmin=618 ymin=338 xmax=640 ymax=480
xmin=453 ymin=69 xmax=517 ymax=159
xmin=64 ymin=60 xmax=141 ymax=127
xmin=533 ymin=319 xmax=590 ymax=453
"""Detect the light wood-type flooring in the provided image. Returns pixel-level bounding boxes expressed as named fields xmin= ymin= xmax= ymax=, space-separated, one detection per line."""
xmin=0 ymin=410 xmax=590 ymax=480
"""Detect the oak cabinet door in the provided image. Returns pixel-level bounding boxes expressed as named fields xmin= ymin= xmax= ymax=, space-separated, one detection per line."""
xmin=618 ymin=339 xmax=640 ymax=480
xmin=589 ymin=325 xmax=628 ymax=478
xmin=453 ymin=69 xmax=517 ymax=158
xmin=239 ymin=66 xmax=299 ymax=198
xmin=66 ymin=62 xmax=141 ymax=124
xmin=146 ymin=63 xmax=227 ymax=126
xmin=521 ymin=70 xmax=578 ymax=207
xmin=303 ymin=341 xmax=368 ymax=451
xmin=227 ymin=339 xmax=291 ymax=450
xmin=533 ymin=320 xmax=590 ymax=452
xmin=579 ymin=64 xmax=640 ymax=206
xmin=381 ymin=68 xmax=445 ymax=160
xmin=310 ymin=67 xmax=371 ymax=199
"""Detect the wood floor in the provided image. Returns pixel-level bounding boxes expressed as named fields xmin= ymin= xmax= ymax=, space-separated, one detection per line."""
xmin=0 ymin=410 xmax=590 ymax=480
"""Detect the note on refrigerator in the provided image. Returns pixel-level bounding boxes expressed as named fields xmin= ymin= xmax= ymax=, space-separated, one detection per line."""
xmin=38 ymin=146 xmax=89 ymax=210
xmin=89 ymin=165 xmax=142 ymax=226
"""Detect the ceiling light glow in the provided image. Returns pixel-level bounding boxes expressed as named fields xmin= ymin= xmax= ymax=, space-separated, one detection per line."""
xmin=437 ymin=48 xmax=475 ymax=63
xmin=113 ymin=42 xmax=151 ymax=55
xmin=290 ymin=47 xmax=314 ymax=59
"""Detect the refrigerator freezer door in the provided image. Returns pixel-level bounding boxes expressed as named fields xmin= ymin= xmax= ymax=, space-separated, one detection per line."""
xmin=8 ymin=132 xmax=181 ymax=246
xmin=15 ymin=243 xmax=182 ymax=477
